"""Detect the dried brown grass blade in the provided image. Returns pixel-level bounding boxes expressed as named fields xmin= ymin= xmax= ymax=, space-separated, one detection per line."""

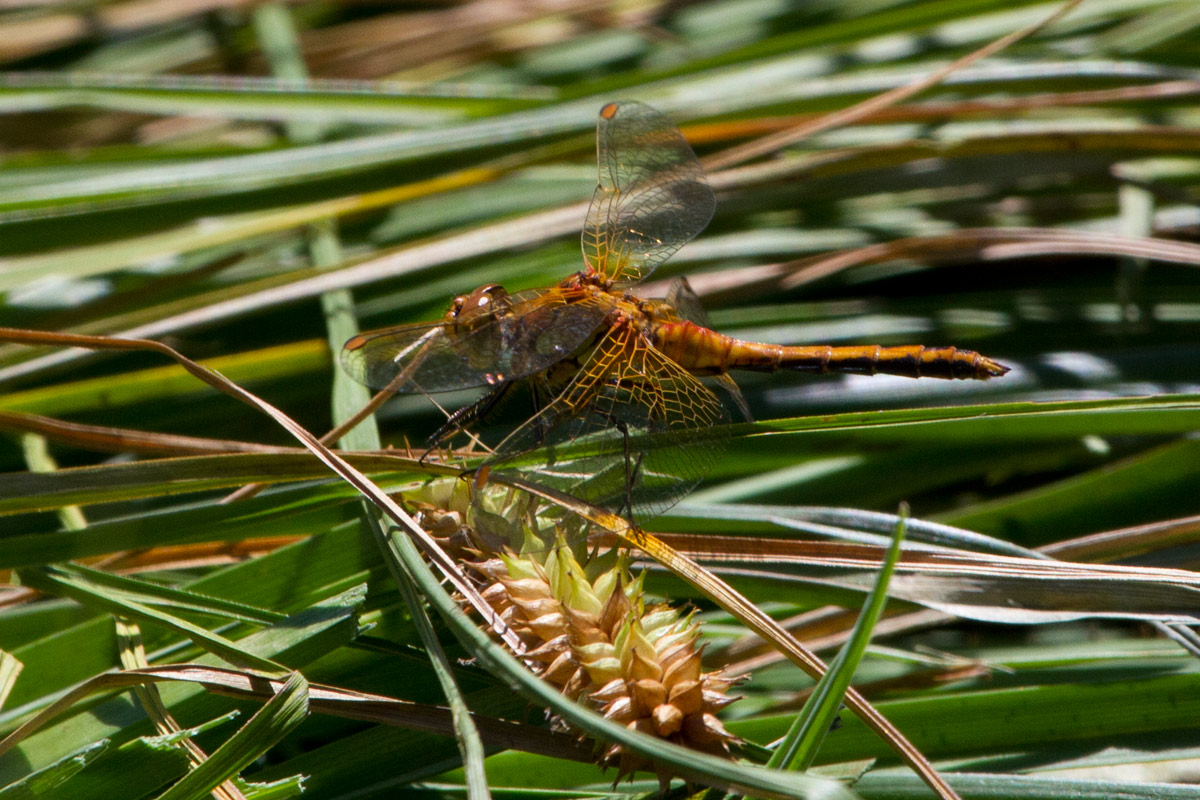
xmin=0 ymin=410 xmax=289 ymax=456
xmin=680 ymin=227 xmax=1200 ymax=300
xmin=0 ymin=326 xmax=524 ymax=655
xmin=0 ymin=663 xmax=587 ymax=763
xmin=703 ymin=0 xmax=1086 ymax=170
xmin=499 ymin=474 xmax=963 ymax=800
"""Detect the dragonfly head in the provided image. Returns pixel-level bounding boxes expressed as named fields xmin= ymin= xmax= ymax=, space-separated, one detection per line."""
xmin=448 ymin=283 xmax=511 ymax=327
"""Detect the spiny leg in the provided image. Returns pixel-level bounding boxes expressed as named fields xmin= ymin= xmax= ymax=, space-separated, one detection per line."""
xmin=527 ymin=376 xmax=558 ymax=445
xmin=421 ymin=381 xmax=515 ymax=465
xmin=618 ymin=420 xmax=635 ymax=522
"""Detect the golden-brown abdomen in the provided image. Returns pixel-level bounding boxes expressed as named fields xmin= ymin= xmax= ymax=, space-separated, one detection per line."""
xmin=769 ymin=343 xmax=1010 ymax=380
xmin=653 ymin=322 xmax=1009 ymax=380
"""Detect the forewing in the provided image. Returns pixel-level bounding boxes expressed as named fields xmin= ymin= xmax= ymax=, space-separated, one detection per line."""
xmin=340 ymin=289 xmax=609 ymax=393
xmin=582 ymin=101 xmax=715 ymax=287
xmin=488 ymin=327 xmax=728 ymax=518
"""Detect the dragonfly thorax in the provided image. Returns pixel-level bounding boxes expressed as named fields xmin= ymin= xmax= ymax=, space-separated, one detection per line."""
xmin=564 ymin=265 xmax=617 ymax=293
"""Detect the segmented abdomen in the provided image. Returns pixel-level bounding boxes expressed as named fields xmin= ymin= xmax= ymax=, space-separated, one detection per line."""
xmin=653 ymin=322 xmax=1008 ymax=380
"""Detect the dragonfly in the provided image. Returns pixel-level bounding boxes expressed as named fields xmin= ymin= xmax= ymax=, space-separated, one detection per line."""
xmin=343 ymin=101 xmax=1009 ymax=517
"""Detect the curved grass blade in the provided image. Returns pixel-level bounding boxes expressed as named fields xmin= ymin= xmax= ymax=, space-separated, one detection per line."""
xmin=500 ymin=475 xmax=959 ymax=800
xmin=0 ymin=326 xmax=849 ymax=796
xmin=771 ymin=508 xmax=907 ymax=773
xmin=0 ymin=451 xmax=434 ymax=515
xmin=15 ymin=567 xmax=286 ymax=675
xmin=154 ymin=671 xmax=307 ymax=800
xmin=378 ymin=492 xmax=854 ymax=800
xmin=0 ymin=585 xmax=365 ymax=773
xmin=0 ymin=326 xmax=523 ymax=657
xmin=0 ymin=652 xmax=19 ymax=713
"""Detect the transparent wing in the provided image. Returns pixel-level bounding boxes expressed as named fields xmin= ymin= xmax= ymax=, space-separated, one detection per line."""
xmin=487 ymin=326 xmax=729 ymax=518
xmin=341 ymin=289 xmax=610 ymax=393
xmin=665 ymin=276 xmax=710 ymax=327
xmin=582 ymin=101 xmax=715 ymax=287
xmin=666 ymin=277 xmax=753 ymax=421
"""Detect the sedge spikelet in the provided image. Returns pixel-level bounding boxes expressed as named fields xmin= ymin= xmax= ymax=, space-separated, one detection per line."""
xmin=408 ymin=479 xmax=741 ymax=782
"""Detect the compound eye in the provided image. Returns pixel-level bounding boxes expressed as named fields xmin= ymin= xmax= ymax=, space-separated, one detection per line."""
xmin=472 ymin=284 xmax=507 ymax=308
xmin=449 ymin=284 xmax=510 ymax=328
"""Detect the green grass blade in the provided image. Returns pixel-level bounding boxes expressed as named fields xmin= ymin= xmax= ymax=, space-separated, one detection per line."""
xmin=15 ymin=567 xmax=286 ymax=675
xmin=154 ymin=671 xmax=308 ymax=800
xmin=770 ymin=509 xmax=908 ymax=772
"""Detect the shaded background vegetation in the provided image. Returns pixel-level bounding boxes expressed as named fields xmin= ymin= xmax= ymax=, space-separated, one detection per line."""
xmin=2 ymin=0 xmax=1200 ymax=797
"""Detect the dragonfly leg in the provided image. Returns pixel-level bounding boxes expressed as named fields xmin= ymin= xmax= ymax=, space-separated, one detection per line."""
xmin=615 ymin=419 xmax=647 ymax=523
xmin=619 ymin=421 xmax=634 ymax=519
xmin=423 ymin=382 xmax=515 ymax=461
xmin=527 ymin=377 xmax=558 ymax=441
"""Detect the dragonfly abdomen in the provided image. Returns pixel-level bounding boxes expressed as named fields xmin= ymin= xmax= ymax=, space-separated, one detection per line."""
xmin=653 ymin=322 xmax=778 ymax=374
xmin=768 ymin=343 xmax=1009 ymax=380
xmin=654 ymin=322 xmax=1008 ymax=381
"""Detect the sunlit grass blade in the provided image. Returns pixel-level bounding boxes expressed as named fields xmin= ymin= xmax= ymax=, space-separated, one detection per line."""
xmin=154 ymin=671 xmax=308 ymax=800
xmin=0 ymin=653 xmax=19 ymax=713
xmin=768 ymin=507 xmax=908 ymax=773
xmin=15 ymin=566 xmax=287 ymax=674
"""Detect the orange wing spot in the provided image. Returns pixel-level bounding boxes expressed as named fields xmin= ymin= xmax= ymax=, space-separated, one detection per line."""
xmin=344 ymin=335 xmax=367 ymax=351
xmin=600 ymin=102 xmax=619 ymax=119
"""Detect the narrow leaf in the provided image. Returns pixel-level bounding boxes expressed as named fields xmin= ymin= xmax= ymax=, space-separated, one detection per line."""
xmin=771 ymin=507 xmax=907 ymax=771
xmin=153 ymin=671 xmax=309 ymax=800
